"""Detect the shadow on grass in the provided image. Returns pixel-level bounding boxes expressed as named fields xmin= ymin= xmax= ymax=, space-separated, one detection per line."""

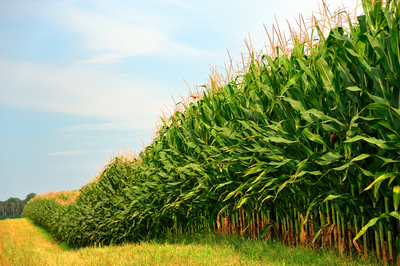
xmin=24 ymin=217 xmax=73 ymax=251
xmin=150 ymin=232 xmax=382 ymax=266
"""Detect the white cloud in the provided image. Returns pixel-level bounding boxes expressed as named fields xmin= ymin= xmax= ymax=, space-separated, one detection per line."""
xmin=0 ymin=58 xmax=171 ymax=129
xmin=52 ymin=0 xmax=211 ymax=64
xmin=0 ymin=0 xmax=219 ymax=131
xmin=49 ymin=150 xmax=89 ymax=156
xmin=1 ymin=0 xmax=212 ymax=64
xmin=58 ymin=122 xmax=137 ymax=132
xmin=65 ymin=10 xmax=166 ymax=62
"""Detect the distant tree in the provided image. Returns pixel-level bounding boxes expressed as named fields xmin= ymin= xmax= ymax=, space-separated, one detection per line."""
xmin=24 ymin=193 xmax=36 ymax=202
xmin=0 ymin=193 xmax=36 ymax=220
xmin=0 ymin=202 xmax=4 ymax=216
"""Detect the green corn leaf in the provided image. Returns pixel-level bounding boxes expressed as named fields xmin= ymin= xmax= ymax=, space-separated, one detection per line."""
xmin=261 ymin=195 xmax=274 ymax=205
xmin=280 ymin=70 xmax=305 ymax=96
xmin=315 ymin=56 xmax=335 ymax=97
xmin=266 ymin=136 xmax=297 ymax=144
xmin=344 ymin=135 xmax=385 ymax=145
xmin=223 ymin=191 xmax=237 ymax=202
xmin=354 ymin=213 xmax=389 ymax=242
xmin=214 ymin=181 xmax=233 ymax=191
xmin=218 ymin=204 xmax=233 ymax=216
xmin=321 ymin=124 xmax=337 ymax=132
xmin=296 ymin=58 xmax=317 ymax=84
xmin=268 ymin=159 xmax=292 ymax=167
xmin=323 ymin=194 xmax=345 ymax=203
xmin=346 ymin=86 xmax=362 ymax=92
xmin=333 ymin=163 xmax=351 ymax=171
xmin=364 ymin=172 xmax=398 ymax=191
xmin=302 ymin=128 xmax=328 ymax=146
xmin=344 ymin=135 xmax=399 ymax=150
xmin=251 ymin=169 xmax=268 ymax=184
xmin=257 ymin=178 xmax=278 ymax=193
xmin=351 ymin=154 xmax=371 ymax=162
xmin=364 ymin=103 xmax=400 ymax=119
xmin=390 ymin=211 xmax=400 ymax=220
xmin=259 ymin=222 xmax=274 ymax=239
xmin=376 ymin=155 xmax=400 ymax=167
xmin=302 ymin=109 xmax=345 ymax=128
xmin=394 ymin=186 xmax=400 ymax=211
xmin=283 ymin=97 xmax=305 ymax=112
xmin=236 ymin=197 xmax=249 ymax=209
xmin=320 ymin=152 xmax=342 ymax=163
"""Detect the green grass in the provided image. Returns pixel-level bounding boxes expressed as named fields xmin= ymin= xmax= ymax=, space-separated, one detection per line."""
xmin=153 ymin=233 xmax=382 ymax=266
xmin=25 ymin=217 xmax=73 ymax=251
xmin=0 ymin=218 xmax=381 ymax=266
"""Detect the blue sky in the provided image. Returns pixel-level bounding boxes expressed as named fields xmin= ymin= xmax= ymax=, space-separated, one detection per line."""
xmin=0 ymin=0 xmax=359 ymax=201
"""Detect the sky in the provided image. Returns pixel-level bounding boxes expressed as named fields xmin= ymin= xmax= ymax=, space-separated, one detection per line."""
xmin=0 ymin=0 xmax=361 ymax=201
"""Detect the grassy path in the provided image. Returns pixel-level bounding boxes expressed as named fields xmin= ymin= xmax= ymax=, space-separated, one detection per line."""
xmin=0 ymin=218 xmax=380 ymax=266
xmin=0 ymin=218 xmax=265 ymax=266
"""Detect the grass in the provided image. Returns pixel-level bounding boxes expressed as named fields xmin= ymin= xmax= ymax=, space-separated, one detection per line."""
xmin=0 ymin=218 xmax=381 ymax=266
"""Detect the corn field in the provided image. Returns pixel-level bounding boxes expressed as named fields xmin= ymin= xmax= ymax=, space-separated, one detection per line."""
xmin=23 ymin=0 xmax=400 ymax=264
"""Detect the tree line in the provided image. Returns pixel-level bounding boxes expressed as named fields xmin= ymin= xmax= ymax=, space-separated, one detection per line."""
xmin=0 ymin=193 xmax=36 ymax=220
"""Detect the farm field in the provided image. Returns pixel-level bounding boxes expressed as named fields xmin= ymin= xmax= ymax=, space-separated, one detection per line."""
xmin=0 ymin=218 xmax=381 ymax=266
xmin=15 ymin=0 xmax=400 ymax=265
